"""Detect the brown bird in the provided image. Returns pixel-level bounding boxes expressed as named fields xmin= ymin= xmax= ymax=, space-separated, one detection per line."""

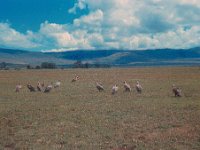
xmin=135 ymin=81 xmax=142 ymax=93
xmin=27 ymin=84 xmax=36 ymax=92
xmin=44 ymin=83 xmax=53 ymax=93
xmin=172 ymin=84 xmax=182 ymax=97
xmin=41 ymin=82 xmax=45 ymax=87
xmin=37 ymin=82 xmax=43 ymax=92
xmin=96 ymin=82 xmax=104 ymax=92
xmin=71 ymin=75 xmax=79 ymax=82
xmin=124 ymin=81 xmax=131 ymax=92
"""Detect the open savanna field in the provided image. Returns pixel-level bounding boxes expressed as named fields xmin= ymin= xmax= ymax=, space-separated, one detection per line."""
xmin=0 ymin=67 xmax=200 ymax=150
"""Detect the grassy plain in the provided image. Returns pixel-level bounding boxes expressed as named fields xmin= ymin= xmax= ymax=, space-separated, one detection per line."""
xmin=0 ymin=67 xmax=200 ymax=150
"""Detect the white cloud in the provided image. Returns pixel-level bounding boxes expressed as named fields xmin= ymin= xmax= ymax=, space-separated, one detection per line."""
xmin=88 ymin=33 xmax=104 ymax=48
xmin=126 ymin=26 xmax=200 ymax=50
xmin=178 ymin=0 xmax=200 ymax=7
xmin=0 ymin=23 xmax=39 ymax=49
xmin=42 ymin=48 xmax=80 ymax=52
xmin=68 ymin=0 xmax=87 ymax=14
xmin=39 ymin=21 xmax=75 ymax=47
xmin=73 ymin=9 xmax=103 ymax=33
xmin=66 ymin=0 xmax=200 ymax=50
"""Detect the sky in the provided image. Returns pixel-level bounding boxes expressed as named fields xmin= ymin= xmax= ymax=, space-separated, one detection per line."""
xmin=0 ymin=0 xmax=200 ymax=52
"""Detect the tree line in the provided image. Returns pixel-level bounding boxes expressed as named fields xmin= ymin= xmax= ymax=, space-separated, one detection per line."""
xmin=73 ymin=60 xmax=110 ymax=68
xmin=0 ymin=61 xmax=111 ymax=70
xmin=27 ymin=62 xmax=56 ymax=69
xmin=27 ymin=61 xmax=110 ymax=69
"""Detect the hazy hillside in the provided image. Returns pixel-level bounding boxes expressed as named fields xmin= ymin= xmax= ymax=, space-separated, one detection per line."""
xmin=0 ymin=47 xmax=200 ymax=67
xmin=0 ymin=48 xmax=74 ymax=65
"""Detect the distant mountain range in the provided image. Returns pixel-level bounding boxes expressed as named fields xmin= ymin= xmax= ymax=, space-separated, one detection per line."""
xmin=0 ymin=47 xmax=200 ymax=67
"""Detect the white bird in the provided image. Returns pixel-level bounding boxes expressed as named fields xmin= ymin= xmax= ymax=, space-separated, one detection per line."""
xmin=135 ymin=81 xmax=142 ymax=93
xmin=96 ymin=82 xmax=104 ymax=92
xmin=124 ymin=81 xmax=131 ymax=92
xmin=112 ymin=84 xmax=119 ymax=95
xmin=172 ymin=84 xmax=182 ymax=97
xmin=54 ymin=80 xmax=61 ymax=88
xmin=15 ymin=84 xmax=22 ymax=92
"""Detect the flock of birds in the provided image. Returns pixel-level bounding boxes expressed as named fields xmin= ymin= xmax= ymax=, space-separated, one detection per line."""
xmin=16 ymin=80 xmax=61 ymax=93
xmin=15 ymin=75 xmax=182 ymax=97
xmin=15 ymin=75 xmax=79 ymax=93
xmin=96 ymin=81 xmax=143 ymax=95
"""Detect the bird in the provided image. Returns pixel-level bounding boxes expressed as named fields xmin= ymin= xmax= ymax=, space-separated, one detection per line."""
xmin=96 ymin=82 xmax=104 ymax=92
xmin=15 ymin=84 xmax=22 ymax=92
xmin=37 ymin=82 xmax=43 ymax=92
xmin=27 ymin=84 xmax=36 ymax=92
xmin=123 ymin=81 xmax=131 ymax=92
xmin=172 ymin=84 xmax=182 ymax=97
xmin=41 ymin=82 xmax=45 ymax=88
xmin=135 ymin=81 xmax=142 ymax=93
xmin=44 ymin=83 xmax=53 ymax=93
xmin=112 ymin=84 xmax=119 ymax=95
xmin=54 ymin=80 xmax=61 ymax=88
xmin=71 ymin=75 xmax=79 ymax=82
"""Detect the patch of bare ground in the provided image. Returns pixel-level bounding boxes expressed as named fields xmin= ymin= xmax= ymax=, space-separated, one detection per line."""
xmin=138 ymin=124 xmax=199 ymax=142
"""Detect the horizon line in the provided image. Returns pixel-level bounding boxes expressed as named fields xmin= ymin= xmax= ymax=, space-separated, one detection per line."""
xmin=0 ymin=47 xmax=200 ymax=53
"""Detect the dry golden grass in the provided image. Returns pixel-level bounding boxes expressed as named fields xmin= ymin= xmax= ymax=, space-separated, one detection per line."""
xmin=0 ymin=67 xmax=200 ymax=150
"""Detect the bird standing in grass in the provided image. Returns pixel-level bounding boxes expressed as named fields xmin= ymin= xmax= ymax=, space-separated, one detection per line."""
xmin=135 ymin=81 xmax=142 ymax=93
xmin=124 ymin=81 xmax=131 ymax=92
xmin=54 ymin=80 xmax=61 ymax=88
xmin=112 ymin=84 xmax=119 ymax=95
xmin=71 ymin=75 xmax=79 ymax=82
xmin=15 ymin=84 xmax=22 ymax=92
xmin=44 ymin=83 xmax=53 ymax=93
xmin=37 ymin=82 xmax=43 ymax=92
xmin=172 ymin=84 xmax=182 ymax=97
xmin=41 ymin=82 xmax=45 ymax=88
xmin=96 ymin=82 xmax=104 ymax=92
xmin=27 ymin=84 xmax=36 ymax=92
